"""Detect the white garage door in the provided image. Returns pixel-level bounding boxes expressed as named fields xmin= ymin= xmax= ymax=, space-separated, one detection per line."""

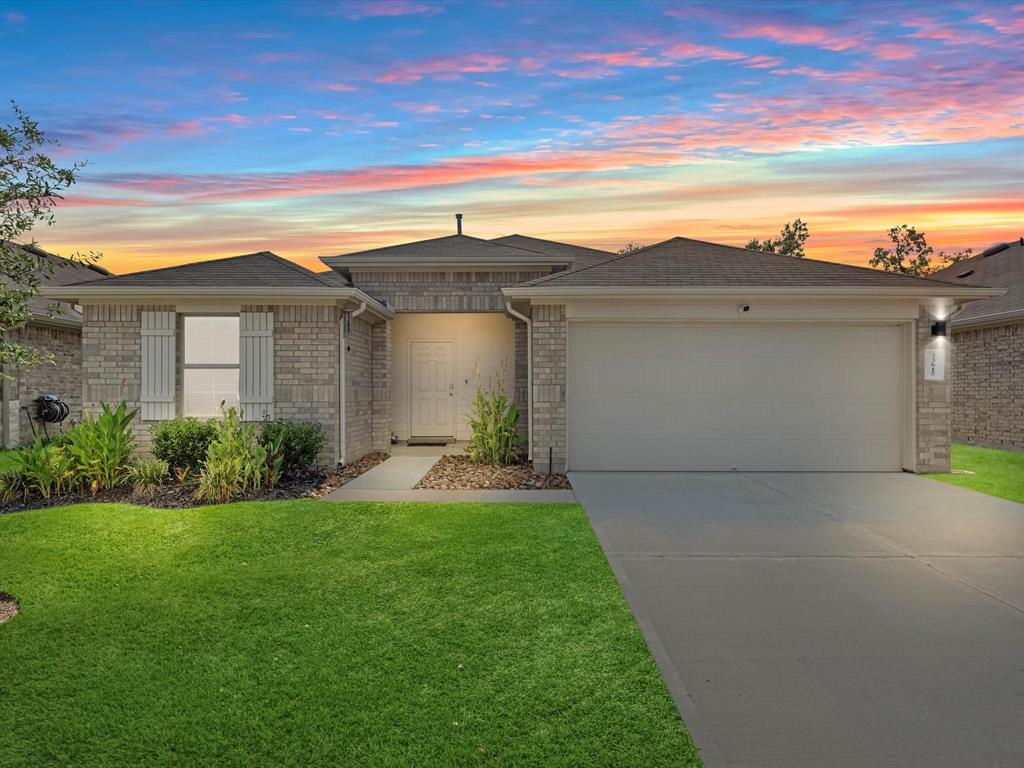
xmin=569 ymin=322 xmax=904 ymax=471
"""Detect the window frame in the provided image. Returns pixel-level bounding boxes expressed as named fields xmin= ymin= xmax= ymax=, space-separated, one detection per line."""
xmin=181 ymin=313 xmax=241 ymax=418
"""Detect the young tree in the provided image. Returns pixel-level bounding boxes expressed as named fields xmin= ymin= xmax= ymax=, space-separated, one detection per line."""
xmin=1 ymin=102 xmax=93 ymax=374
xmin=617 ymin=241 xmax=647 ymax=255
xmin=868 ymin=225 xmax=972 ymax=275
xmin=745 ymin=218 xmax=809 ymax=258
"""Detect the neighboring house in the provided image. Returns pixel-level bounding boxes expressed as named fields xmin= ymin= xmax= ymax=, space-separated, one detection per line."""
xmin=2 ymin=243 xmax=112 ymax=448
xmin=932 ymin=238 xmax=1023 ymax=450
xmin=45 ymin=225 xmax=998 ymax=473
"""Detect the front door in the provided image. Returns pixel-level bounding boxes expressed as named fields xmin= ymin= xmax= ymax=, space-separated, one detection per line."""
xmin=410 ymin=340 xmax=454 ymax=438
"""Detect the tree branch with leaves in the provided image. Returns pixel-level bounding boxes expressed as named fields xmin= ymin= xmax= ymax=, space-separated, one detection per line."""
xmin=746 ymin=218 xmax=809 ymax=258
xmin=1 ymin=101 xmax=96 ymax=375
xmin=868 ymin=225 xmax=972 ymax=275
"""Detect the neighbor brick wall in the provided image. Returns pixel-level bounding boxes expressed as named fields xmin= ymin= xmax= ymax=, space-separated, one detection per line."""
xmin=350 ymin=270 xmax=549 ymax=312
xmin=5 ymin=323 xmax=83 ymax=447
xmin=950 ymin=321 xmax=1024 ymax=450
xmin=531 ymin=304 xmax=567 ymax=473
xmin=916 ymin=308 xmax=953 ymax=473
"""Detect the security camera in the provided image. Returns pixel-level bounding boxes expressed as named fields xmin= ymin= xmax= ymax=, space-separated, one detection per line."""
xmin=740 ymin=304 xmax=751 ymax=312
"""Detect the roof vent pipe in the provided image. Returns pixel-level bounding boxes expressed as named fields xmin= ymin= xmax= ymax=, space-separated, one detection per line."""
xmin=455 ymin=213 xmax=463 ymax=235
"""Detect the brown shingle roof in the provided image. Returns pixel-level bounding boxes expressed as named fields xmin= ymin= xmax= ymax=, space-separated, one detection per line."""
xmin=2 ymin=242 xmax=113 ymax=324
xmin=518 ymin=236 xmax=972 ymax=289
xmin=490 ymin=234 xmax=614 ymax=269
xmin=69 ymin=251 xmax=338 ymax=288
xmin=931 ymin=238 xmax=1023 ymax=327
xmin=324 ymin=234 xmax=558 ymax=263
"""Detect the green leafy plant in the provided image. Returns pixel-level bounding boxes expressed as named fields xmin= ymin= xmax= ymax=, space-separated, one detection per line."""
xmin=15 ymin=439 xmax=79 ymax=500
xmin=196 ymin=408 xmax=268 ymax=503
xmin=152 ymin=417 xmax=217 ymax=473
xmin=128 ymin=459 xmax=168 ymax=500
xmin=0 ymin=467 xmax=26 ymax=504
xmin=64 ymin=402 xmax=138 ymax=493
xmin=465 ymin=359 xmax=522 ymax=466
xmin=264 ymin=432 xmax=285 ymax=489
xmin=258 ymin=420 xmax=325 ymax=473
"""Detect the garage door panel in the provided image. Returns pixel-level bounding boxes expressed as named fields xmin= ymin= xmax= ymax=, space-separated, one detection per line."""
xmin=569 ymin=322 xmax=904 ymax=471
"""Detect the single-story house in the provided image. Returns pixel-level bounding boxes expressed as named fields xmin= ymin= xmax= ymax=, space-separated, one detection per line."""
xmin=44 ymin=224 xmax=999 ymax=473
xmin=2 ymin=242 xmax=112 ymax=448
xmin=931 ymin=237 xmax=1023 ymax=450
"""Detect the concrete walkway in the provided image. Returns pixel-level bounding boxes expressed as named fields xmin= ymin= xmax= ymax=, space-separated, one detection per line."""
xmin=571 ymin=471 xmax=1024 ymax=768
xmin=324 ymin=451 xmax=576 ymax=503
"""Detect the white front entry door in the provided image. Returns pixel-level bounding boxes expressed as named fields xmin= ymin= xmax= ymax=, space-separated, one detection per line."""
xmin=410 ymin=340 xmax=455 ymax=438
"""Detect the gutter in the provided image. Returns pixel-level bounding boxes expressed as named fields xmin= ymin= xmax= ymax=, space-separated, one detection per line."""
xmin=501 ymin=285 xmax=1005 ymax=301
xmin=338 ymin=302 xmax=368 ymax=466
xmin=1 ymin=358 xmax=8 ymax=450
xmin=950 ymin=307 xmax=1024 ymax=330
xmin=505 ymin=300 xmax=532 ymax=461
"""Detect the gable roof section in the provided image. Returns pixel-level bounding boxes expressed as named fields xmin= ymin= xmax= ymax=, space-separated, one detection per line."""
xmin=490 ymin=234 xmax=614 ymax=269
xmin=68 ymin=251 xmax=338 ymax=288
xmin=320 ymin=234 xmax=573 ymax=270
xmin=931 ymin=238 xmax=1023 ymax=328
xmin=506 ymin=236 xmax=997 ymax=298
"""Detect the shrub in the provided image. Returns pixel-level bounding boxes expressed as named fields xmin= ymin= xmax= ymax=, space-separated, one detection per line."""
xmin=0 ymin=468 xmax=26 ymax=504
xmin=466 ymin=359 xmax=522 ymax=466
xmin=17 ymin=439 xmax=79 ymax=500
xmin=128 ymin=459 xmax=168 ymax=500
xmin=64 ymin=402 xmax=138 ymax=493
xmin=258 ymin=420 xmax=325 ymax=473
xmin=196 ymin=408 xmax=267 ymax=503
xmin=152 ymin=418 xmax=217 ymax=472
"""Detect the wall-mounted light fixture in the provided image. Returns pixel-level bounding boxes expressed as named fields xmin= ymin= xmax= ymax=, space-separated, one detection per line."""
xmin=931 ymin=320 xmax=948 ymax=337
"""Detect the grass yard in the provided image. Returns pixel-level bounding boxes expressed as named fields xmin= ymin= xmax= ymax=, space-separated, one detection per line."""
xmin=928 ymin=444 xmax=1024 ymax=504
xmin=0 ymin=501 xmax=698 ymax=768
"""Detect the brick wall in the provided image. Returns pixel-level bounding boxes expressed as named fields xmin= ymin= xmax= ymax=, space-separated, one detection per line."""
xmin=531 ymin=304 xmax=567 ymax=473
xmin=371 ymin=321 xmax=392 ymax=452
xmin=351 ymin=270 xmax=548 ymax=312
xmin=262 ymin=305 xmax=341 ymax=465
xmin=915 ymin=308 xmax=953 ymax=473
xmin=4 ymin=323 xmax=83 ymax=447
xmin=344 ymin=315 xmax=373 ymax=461
xmin=950 ymin=321 xmax=1023 ymax=450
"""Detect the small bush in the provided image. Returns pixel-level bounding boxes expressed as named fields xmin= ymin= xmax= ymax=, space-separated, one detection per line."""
xmin=259 ymin=420 xmax=325 ymax=473
xmin=466 ymin=359 xmax=522 ymax=466
xmin=0 ymin=468 xmax=26 ymax=504
xmin=64 ymin=402 xmax=138 ymax=493
xmin=196 ymin=408 xmax=267 ymax=503
xmin=128 ymin=459 xmax=168 ymax=500
xmin=17 ymin=439 xmax=79 ymax=500
xmin=152 ymin=418 xmax=217 ymax=472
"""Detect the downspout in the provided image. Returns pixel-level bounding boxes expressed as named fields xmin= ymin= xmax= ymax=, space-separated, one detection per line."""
xmin=505 ymin=301 xmax=532 ymax=461
xmin=1 ymin=360 xmax=9 ymax=450
xmin=338 ymin=302 xmax=367 ymax=466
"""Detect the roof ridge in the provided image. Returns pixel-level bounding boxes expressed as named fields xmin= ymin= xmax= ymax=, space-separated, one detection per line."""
xmin=493 ymin=234 xmax=615 ymax=256
xmin=261 ymin=251 xmax=337 ymax=286
xmin=328 ymin=233 xmax=552 ymax=260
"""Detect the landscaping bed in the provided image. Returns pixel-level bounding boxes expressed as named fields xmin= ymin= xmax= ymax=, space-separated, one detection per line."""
xmin=415 ymin=455 xmax=572 ymax=490
xmin=305 ymin=451 xmax=390 ymax=498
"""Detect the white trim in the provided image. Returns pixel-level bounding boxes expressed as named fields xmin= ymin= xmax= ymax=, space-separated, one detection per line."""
xmin=503 ymin=285 xmax=1003 ymax=301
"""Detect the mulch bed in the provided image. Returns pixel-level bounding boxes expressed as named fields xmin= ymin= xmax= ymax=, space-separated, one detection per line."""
xmin=305 ymin=452 xmax=390 ymax=498
xmin=0 ymin=592 xmax=19 ymax=624
xmin=1 ymin=470 xmax=328 ymax=514
xmin=415 ymin=455 xmax=572 ymax=490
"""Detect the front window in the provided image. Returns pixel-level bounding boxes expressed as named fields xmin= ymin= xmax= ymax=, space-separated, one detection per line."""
xmin=183 ymin=316 xmax=239 ymax=417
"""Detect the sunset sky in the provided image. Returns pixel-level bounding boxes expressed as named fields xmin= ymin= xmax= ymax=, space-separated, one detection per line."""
xmin=2 ymin=0 xmax=1021 ymax=274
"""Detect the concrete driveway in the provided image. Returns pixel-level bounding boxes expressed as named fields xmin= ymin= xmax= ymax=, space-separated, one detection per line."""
xmin=570 ymin=472 xmax=1024 ymax=768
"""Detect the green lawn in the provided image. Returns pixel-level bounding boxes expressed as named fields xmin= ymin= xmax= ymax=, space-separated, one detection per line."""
xmin=929 ymin=444 xmax=1024 ymax=504
xmin=0 ymin=501 xmax=698 ymax=768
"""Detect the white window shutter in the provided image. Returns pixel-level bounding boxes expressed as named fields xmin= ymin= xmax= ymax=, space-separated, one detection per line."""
xmin=141 ymin=311 xmax=176 ymax=421
xmin=240 ymin=311 xmax=273 ymax=421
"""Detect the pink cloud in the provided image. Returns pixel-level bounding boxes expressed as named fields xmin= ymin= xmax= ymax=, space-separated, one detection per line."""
xmin=342 ymin=1 xmax=442 ymax=20
xmin=393 ymin=101 xmax=441 ymax=113
xmin=663 ymin=40 xmax=745 ymax=61
xmin=166 ymin=119 xmax=212 ymax=136
xmin=722 ymin=21 xmax=864 ymax=51
xmin=553 ymin=64 xmax=619 ymax=80
xmin=576 ymin=50 xmax=661 ymax=68
xmin=255 ymin=51 xmax=310 ymax=64
xmin=375 ymin=53 xmax=508 ymax=84
xmin=874 ymin=43 xmax=916 ymax=61
xmin=323 ymin=82 xmax=359 ymax=92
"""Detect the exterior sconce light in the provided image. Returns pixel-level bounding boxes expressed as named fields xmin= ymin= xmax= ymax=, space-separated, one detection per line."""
xmin=931 ymin=320 xmax=948 ymax=337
